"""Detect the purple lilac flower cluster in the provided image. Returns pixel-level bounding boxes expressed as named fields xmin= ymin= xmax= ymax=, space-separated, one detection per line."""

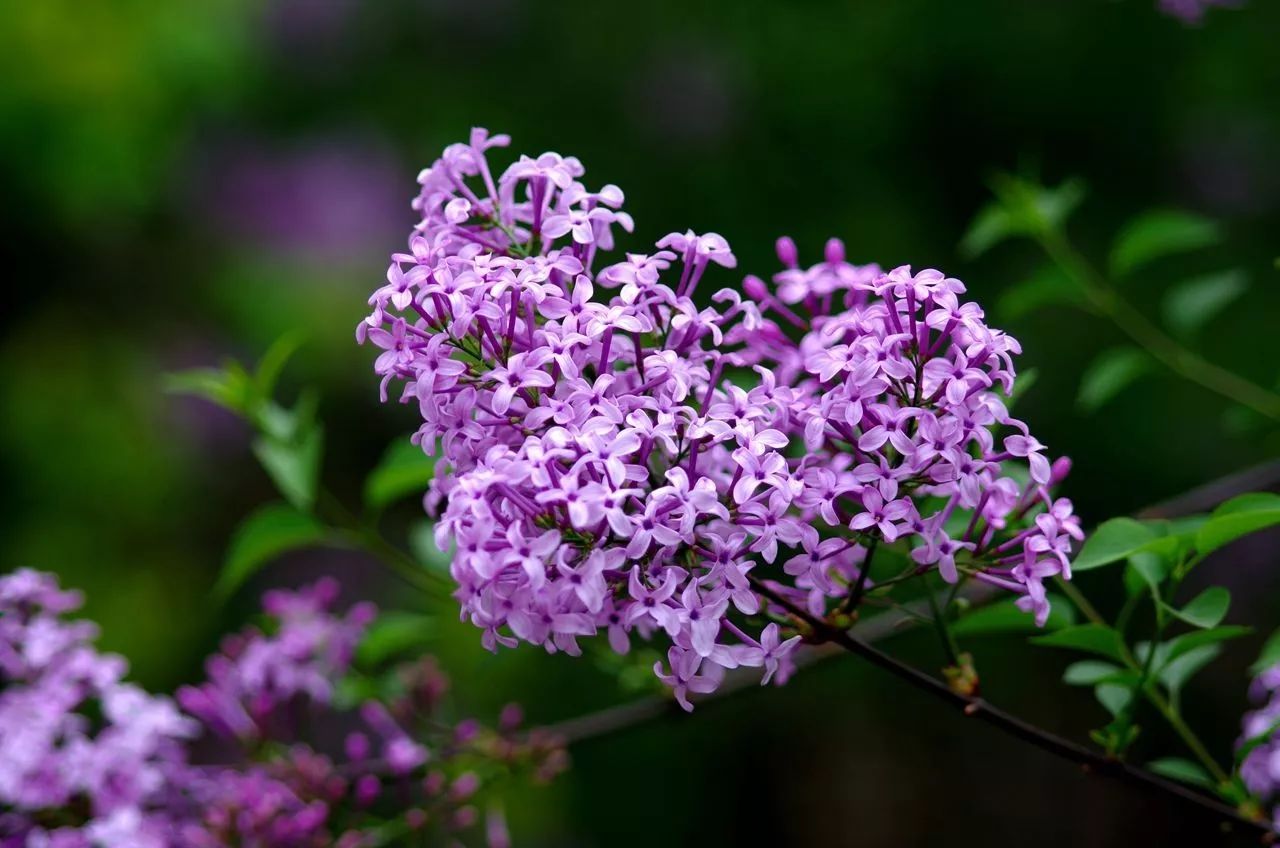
xmin=359 ymin=130 xmax=1081 ymax=709
xmin=0 ymin=568 xmax=197 ymax=847
xmin=1158 ymin=0 xmax=1240 ymax=24
xmin=1239 ymin=663 xmax=1280 ymax=832
xmin=0 ymin=571 xmax=560 ymax=847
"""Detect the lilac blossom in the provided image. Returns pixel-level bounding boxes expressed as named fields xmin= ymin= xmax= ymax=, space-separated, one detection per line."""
xmin=1239 ymin=663 xmax=1280 ymax=833
xmin=1158 ymin=0 xmax=1241 ymax=24
xmin=360 ymin=130 xmax=1080 ymax=709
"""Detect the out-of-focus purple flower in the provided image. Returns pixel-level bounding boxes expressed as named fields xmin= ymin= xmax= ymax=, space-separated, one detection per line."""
xmin=1158 ymin=0 xmax=1241 ymax=24
xmin=1239 ymin=663 xmax=1280 ymax=832
xmin=359 ymin=130 xmax=1080 ymax=709
xmin=0 ymin=568 xmax=196 ymax=846
xmin=177 ymin=578 xmax=373 ymax=743
xmin=194 ymin=132 xmax=408 ymax=266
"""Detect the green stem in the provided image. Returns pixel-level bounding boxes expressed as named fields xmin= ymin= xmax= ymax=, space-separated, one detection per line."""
xmin=926 ymin=582 xmax=962 ymax=666
xmin=1036 ymin=230 xmax=1280 ymax=421
xmin=318 ymin=489 xmax=446 ymax=597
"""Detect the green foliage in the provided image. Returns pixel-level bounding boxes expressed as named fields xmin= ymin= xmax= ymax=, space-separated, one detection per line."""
xmin=408 ymin=521 xmax=452 ymax=576
xmin=1031 ymin=624 xmax=1127 ymax=663
xmin=960 ymin=175 xmax=1085 ymax=258
xmin=951 ymin=594 xmax=1075 ymax=636
xmin=1161 ymin=625 xmax=1251 ymax=665
xmin=1077 ymin=347 xmax=1154 ymax=412
xmin=364 ymin=439 xmax=436 ymax=511
xmin=1146 ymin=757 xmax=1214 ymax=789
xmin=356 ymin=612 xmax=437 ymax=667
xmin=1161 ymin=270 xmax=1248 ymax=339
xmin=1250 ymin=627 xmax=1280 ymax=675
xmin=1165 ymin=587 xmax=1230 ymax=629
xmin=219 ymin=503 xmax=329 ymax=598
xmin=1194 ymin=492 xmax=1280 ymax=556
xmin=1072 ymin=518 xmax=1162 ymax=572
xmin=1062 ymin=660 xmax=1134 ymax=686
xmin=1108 ymin=210 xmax=1222 ymax=278
xmin=1157 ymin=644 xmax=1221 ymax=694
xmin=996 ymin=267 xmax=1085 ymax=320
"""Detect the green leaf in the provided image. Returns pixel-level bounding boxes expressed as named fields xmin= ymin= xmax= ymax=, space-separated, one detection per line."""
xmin=408 ymin=521 xmax=452 ymax=576
xmin=997 ymin=267 xmax=1086 ymax=321
xmin=952 ymin=594 xmax=1076 ymax=636
xmin=960 ymin=203 xmax=1019 ymax=259
xmin=1095 ymin=683 xmax=1133 ymax=717
xmin=1167 ymin=587 xmax=1230 ymax=629
xmin=961 ymin=177 xmax=1085 ymax=258
xmin=163 ymin=362 xmax=252 ymax=413
xmin=1146 ymin=757 xmax=1213 ymax=789
xmin=253 ymin=426 xmax=324 ymax=512
xmin=1161 ymin=270 xmax=1248 ymax=338
xmin=254 ymin=331 xmax=307 ymax=403
xmin=1250 ymin=627 xmax=1280 ymax=675
xmin=1073 ymin=518 xmax=1162 ymax=572
xmin=356 ymin=612 xmax=436 ymax=666
xmin=1158 ymin=644 xmax=1222 ymax=694
xmin=1004 ymin=367 xmax=1039 ymax=413
xmin=1062 ymin=660 xmax=1132 ymax=686
xmin=364 ymin=439 xmax=436 ymax=511
xmin=219 ymin=504 xmax=329 ymax=598
xmin=1124 ymin=551 xmax=1168 ymax=597
xmin=1031 ymin=624 xmax=1127 ymax=662
xmin=1162 ymin=625 xmax=1252 ymax=665
xmin=1109 ymin=210 xmax=1222 ymax=278
xmin=1195 ymin=493 xmax=1280 ymax=556
xmin=1077 ymin=347 xmax=1154 ymax=412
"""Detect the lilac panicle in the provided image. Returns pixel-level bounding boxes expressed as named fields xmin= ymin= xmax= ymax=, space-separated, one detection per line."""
xmin=1239 ymin=663 xmax=1280 ymax=832
xmin=0 ymin=568 xmax=197 ymax=847
xmin=360 ymin=129 xmax=1080 ymax=709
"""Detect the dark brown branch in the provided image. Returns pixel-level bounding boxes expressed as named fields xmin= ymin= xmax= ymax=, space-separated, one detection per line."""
xmin=745 ymin=577 xmax=1272 ymax=839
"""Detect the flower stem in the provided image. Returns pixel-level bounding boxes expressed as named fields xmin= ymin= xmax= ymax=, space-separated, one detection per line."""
xmin=1036 ymin=229 xmax=1280 ymax=421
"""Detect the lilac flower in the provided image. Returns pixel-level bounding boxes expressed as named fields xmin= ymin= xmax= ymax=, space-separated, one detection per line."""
xmin=1158 ymin=0 xmax=1241 ymax=24
xmin=361 ymin=131 xmax=1079 ymax=708
xmin=1239 ymin=663 xmax=1280 ymax=832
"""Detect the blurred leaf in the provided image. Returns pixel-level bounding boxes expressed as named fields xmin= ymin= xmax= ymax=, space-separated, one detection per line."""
xmin=1031 ymin=623 xmax=1127 ymax=662
xmin=1062 ymin=660 xmax=1132 ymax=686
xmin=254 ymin=331 xmax=307 ymax=403
xmin=163 ymin=362 xmax=251 ymax=413
xmin=364 ymin=439 xmax=436 ymax=511
xmin=1109 ymin=210 xmax=1222 ymax=278
xmin=1004 ymin=367 xmax=1039 ymax=413
xmin=408 ymin=521 xmax=452 ymax=576
xmin=997 ymin=267 xmax=1086 ymax=321
xmin=960 ymin=204 xmax=1019 ymax=259
xmin=1095 ymin=683 xmax=1132 ymax=717
xmin=962 ymin=176 xmax=1085 ymax=257
xmin=219 ymin=503 xmax=328 ymax=598
xmin=1166 ymin=587 xmax=1230 ymax=629
xmin=356 ymin=612 xmax=436 ymax=666
xmin=1195 ymin=493 xmax=1280 ymax=556
xmin=1073 ymin=518 xmax=1162 ymax=572
xmin=1124 ymin=551 xmax=1168 ymax=597
xmin=253 ymin=426 xmax=324 ymax=512
xmin=1250 ymin=628 xmax=1280 ymax=675
xmin=1158 ymin=644 xmax=1221 ymax=694
xmin=1077 ymin=347 xmax=1154 ymax=412
xmin=1161 ymin=270 xmax=1247 ymax=338
xmin=952 ymin=594 xmax=1075 ymax=636
xmin=1146 ymin=758 xmax=1213 ymax=789
xmin=1162 ymin=625 xmax=1252 ymax=665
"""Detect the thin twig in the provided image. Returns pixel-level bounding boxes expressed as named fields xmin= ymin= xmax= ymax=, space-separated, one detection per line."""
xmin=746 ymin=574 xmax=1270 ymax=838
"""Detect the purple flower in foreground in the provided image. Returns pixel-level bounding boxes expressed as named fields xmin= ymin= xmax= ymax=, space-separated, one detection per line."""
xmin=361 ymin=130 xmax=1079 ymax=708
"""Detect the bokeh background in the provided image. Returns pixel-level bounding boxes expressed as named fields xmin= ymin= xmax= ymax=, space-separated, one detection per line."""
xmin=2 ymin=0 xmax=1279 ymax=844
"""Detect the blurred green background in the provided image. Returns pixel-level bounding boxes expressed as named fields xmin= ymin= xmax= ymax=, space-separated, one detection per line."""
xmin=2 ymin=0 xmax=1278 ymax=844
